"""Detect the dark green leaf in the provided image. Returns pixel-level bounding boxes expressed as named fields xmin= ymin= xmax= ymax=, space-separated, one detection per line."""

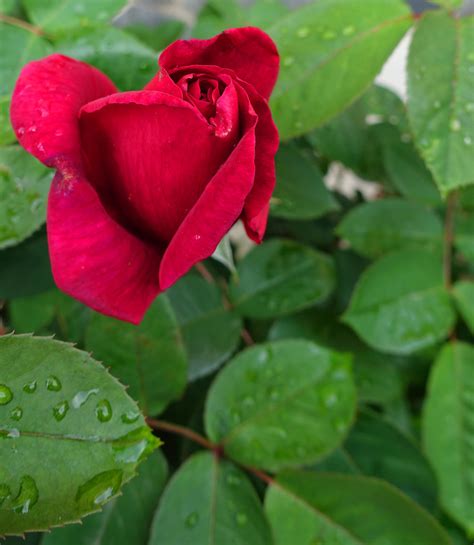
xmin=205 ymin=339 xmax=356 ymax=471
xmin=85 ymin=298 xmax=187 ymax=417
xmin=453 ymin=281 xmax=474 ymax=334
xmin=343 ymin=249 xmax=455 ymax=354
xmin=149 ymin=452 xmax=272 ymax=545
xmin=229 ymin=239 xmax=335 ymax=319
xmin=0 ymin=335 xmax=159 ymax=535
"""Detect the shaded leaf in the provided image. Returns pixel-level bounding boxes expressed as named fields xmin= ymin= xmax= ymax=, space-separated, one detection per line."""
xmin=453 ymin=280 xmax=474 ymax=334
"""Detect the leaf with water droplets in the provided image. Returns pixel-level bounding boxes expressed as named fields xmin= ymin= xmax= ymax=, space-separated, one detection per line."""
xmin=149 ymin=452 xmax=272 ymax=545
xmin=343 ymin=249 xmax=455 ymax=354
xmin=268 ymin=0 xmax=411 ymax=138
xmin=0 ymin=147 xmax=51 ymax=250
xmin=229 ymin=239 xmax=335 ymax=319
xmin=407 ymin=11 xmax=474 ymax=194
xmin=423 ymin=342 xmax=474 ymax=535
xmin=85 ymin=297 xmax=187 ymax=416
xmin=0 ymin=335 xmax=159 ymax=536
xmin=265 ymin=471 xmax=452 ymax=545
xmin=205 ymin=339 xmax=356 ymax=472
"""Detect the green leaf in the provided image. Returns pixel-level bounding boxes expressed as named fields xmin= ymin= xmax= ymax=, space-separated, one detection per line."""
xmin=453 ymin=281 xmax=474 ymax=334
xmin=205 ymin=339 xmax=356 ymax=472
xmin=85 ymin=298 xmax=187 ymax=417
xmin=0 ymin=231 xmax=54 ymax=298
xmin=41 ymin=450 xmax=167 ymax=545
xmin=343 ymin=409 xmax=438 ymax=511
xmin=55 ymin=27 xmax=158 ymax=91
xmin=343 ymin=249 xmax=455 ymax=354
xmin=268 ymin=0 xmax=412 ymax=139
xmin=0 ymin=23 xmax=52 ymax=145
xmin=0 ymin=335 xmax=159 ymax=535
xmin=337 ymin=198 xmax=443 ymax=258
xmin=149 ymin=452 xmax=272 ymax=545
xmin=455 ymin=208 xmax=474 ymax=264
xmin=265 ymin=471 xmax=452 ymax=545
xmin=22 ymin=0 xmax=125 ymax=37
xmin=271 ymin=143 xmax=339 ymax=220
xmin=435 ymin=0 xmax=464 ymax=9
xmin=407 ymin=12 xmax=474 ymax=194
xmin=229 ymin=239 xmax=335 ymax=319
xmin=211 ymin=235 xmax=236 ymax=274
xmin=0 ymin=146 xmax=51 ymax=249
xmin=167 ymin=274 xmax=241 ymax=381
xmin=423 ymin=342 xmax=474 ymax=535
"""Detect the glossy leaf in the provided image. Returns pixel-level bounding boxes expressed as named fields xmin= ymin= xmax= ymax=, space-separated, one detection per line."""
xmin=229 ymin=239 xmax=335 ymax=319
xmin=149 ymin=452 xmax=272 ymax=545
xmin=0 ymin=146 xmax=51 ymax=249
xmin=268 ymin=0 xmax=412 ymax=138
xmin=344 ymin=249 xmax=455 ymax=354
xmin=271 ymin=143 xmax=338 ymax=220
xmin=407 ymin=12 xmax=474 ymax=194
xmin=85 ymin=298 xmax=187 ymax=417
xmin=453 ymin=281 xmax=474 ymax=334
xmin=167 ymin=274 xmax=241 ymax=381
xmin=205 ymin=339 xmax=356 ymax=471
xmin=337 ymin=198 xmax=443 ymax=258
xmin=265 ymin=471 xmax=451 ymax=545
xmin=41 ymin=451 xmax=167 ymax=545
xmin=423 ymin=342 xmax=474 ymax=535
xmin=0 ymin=335 xmax=159 ymax=535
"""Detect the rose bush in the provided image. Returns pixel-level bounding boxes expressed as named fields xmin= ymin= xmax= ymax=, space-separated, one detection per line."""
xmin=10 ymin=27 xmax=279 ymax=324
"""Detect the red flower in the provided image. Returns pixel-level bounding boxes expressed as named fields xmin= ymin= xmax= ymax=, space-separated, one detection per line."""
xmin=10 ymin=27 xmax=279 ymax=324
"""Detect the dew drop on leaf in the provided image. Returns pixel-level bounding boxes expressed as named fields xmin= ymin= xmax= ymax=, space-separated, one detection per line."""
xmin=0 ymin=384 xmax=13 ymax=405
xmin=0 ymin=484 xmax=11 ymax=507
xmin=11 ymin=476 xmax=39 ymax=514
xmin=75 ymin=470 xmax=123 ymax=510
xmin=53 ymin=401 xmax=69 ymax=422
xmin=10 ymin=407 xmax=23 ymax=421
xmin=23 ymin=380 xmax=37 ymax=394
xmin=121 ymin=410 xmax=140 ymax=424
xmin=72 ymin=388 xmax=99 ymax=409
xmin=96 ymin=399 xmax=113 ymax=422
xmin=46 ymin=376 xmax=62 ymax=392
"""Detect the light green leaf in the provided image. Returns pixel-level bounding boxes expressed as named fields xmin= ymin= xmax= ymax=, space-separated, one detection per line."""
xmin=41 ymin=450 xmax=167 ymax=545
xmin=55 ymin=27 xmax=158 ymax=91
xmin=149 ymin=452 xmax=272 ymax=545
xmin=271 ymin=143 xmax=339 ymax=220
xmin=337 ymin=198 xmax=443 ymax=258
xmin=423 ymin=342 xmax=474 ymax=535
xmin=167 ymin=274 xmax=241 ymax=381
xmin=0 ymin=335 xmax=159 ymax=536
xmin=85 ymin=298 xmax=187 ymax=417
xmin=453 ymin=281 xmax=474 ymax=334
xmin=22 ymin=0 xmax=125 ymax=37
xmin=343 ymin=249 xmax=455 ymax=354
xmin=0 ymin=146 xmax=51 ymax=249
xmin=268 ymin=0 xmax=412 ymax=138
xmin=407 ymin=12 xmax=474 ymax=194
xmin=205 ymin=339 xmax=356 ymax=472
xmin=229 ymin=239 xmax=335 ymax=319
xmin=265 ymin=471 xmax=452 ymax=545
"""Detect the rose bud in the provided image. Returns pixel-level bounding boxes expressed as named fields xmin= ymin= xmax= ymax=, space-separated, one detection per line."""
xmin=10 ymin=27 xmax=279 ymax=324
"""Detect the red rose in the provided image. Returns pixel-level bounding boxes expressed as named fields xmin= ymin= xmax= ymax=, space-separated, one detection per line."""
xmin=10 ymin=27 xmax=279 ymax=324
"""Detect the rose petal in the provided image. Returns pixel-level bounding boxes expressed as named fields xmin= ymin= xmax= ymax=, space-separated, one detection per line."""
xmin=159 ymin=27 xmax=279 ymax=100
xmin=159 ymin=88 xmax=258 ymax=289
xmin=48 ymin=158 xmax=162 ymax=324
xmin=80 ymin=90 xmax=240 ymax=244
xmin=10 ymin=54 xmax=116 ymax=167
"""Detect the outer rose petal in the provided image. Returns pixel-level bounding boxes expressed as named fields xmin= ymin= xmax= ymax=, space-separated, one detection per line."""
xmin=159 ymin=89 xmax=258 ymax=289
xmin=159 ymin=27 xmax=279 ymax=100
xmin=48 ymin=160 xmax=162 ymax=324
xmin=10 ymin=54 xmax=116 ymax=166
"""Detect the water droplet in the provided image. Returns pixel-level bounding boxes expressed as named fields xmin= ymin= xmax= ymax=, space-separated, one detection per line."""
xmin=283 ymin=56 xmax=294 ymax=67
xmin=72 ymin=388 xmax=99 ymax=409
xmin=296 ymin=27 xmax=309 ymax=38
xmin=7 ymin=428 xmax=20 ymax=439
xmin=0 ymin=484 xmax=11 ymax=507
xmin=17 ymin=127 xmax=25 ymax=136
xmin=185 ymin=512 xmax=199 ymax=528
xmin=464 ymin=136 xmax=472 ymax=146
xmin=121 ymin=410 xmax=140 ymax=424
xmin=54 ymin=128 xmax=64 ymax=137
xmin=113 ymin=427 xmax=157 ymax=464
xmin=12 ymin=476 xmax=39 ymax=514
xmin=0 ymin=384 xmax=13 ymax=405
xmin=46 ymin=376 xmax=62 ymax=392
xmin=323 ymin=30 xmax=336 ymax=40
xmin=236 ymin=513 xmax=247 ymax=526
xmin=76 ymin=470 xmax=123 ymax=510
xmin=450 ymin=119 xmax=461 ymax=132
xmin=23 ymin=380 xmax=37 ymax=394
xmin=10 ymin=407 xmax=23 ymax=421
xmin=96 ymin=399 xmax=112 ymax=422
xmin=28 ymin=125 xmax=37 ymax=133
xmin=342 ymin=25 xmax=355 ymax=36
xmin=53 ymin=401 xmax=69 ymax=422
xmin=39 ymin=108 xmax=48 ymax=118
xmin=36 ymin=143 xmax=45 ymax=152
xmin=194 ymin=234 xmax=201 ymax=241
